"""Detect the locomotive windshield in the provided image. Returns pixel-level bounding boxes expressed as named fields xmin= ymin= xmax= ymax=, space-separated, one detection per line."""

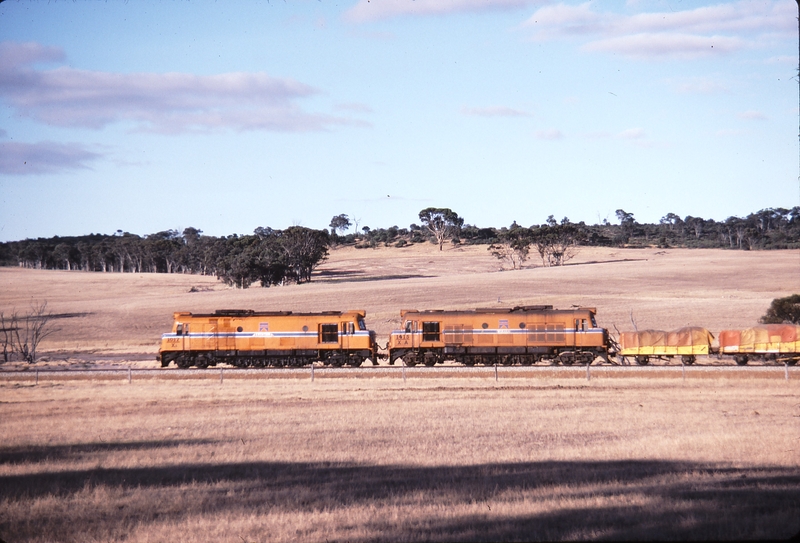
xmin=591 ymin=315 xmax=597 ymax=328
xmin=357 ymin=317 xmax=366 ymax=331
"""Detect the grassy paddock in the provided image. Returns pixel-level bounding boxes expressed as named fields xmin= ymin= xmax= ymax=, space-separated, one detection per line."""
xmin=1 ymin=377 xmax=799 ymax=542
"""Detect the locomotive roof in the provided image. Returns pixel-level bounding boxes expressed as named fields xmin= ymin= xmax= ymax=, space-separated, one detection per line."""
xmin=173 ymin=309 xmax=366 ymax=318
xmin=399 ymin=306 xmax=596 ymax=316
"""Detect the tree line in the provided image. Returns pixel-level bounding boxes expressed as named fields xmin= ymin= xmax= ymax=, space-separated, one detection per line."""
xmin=0 ymin=226 xmax=331 ymax=289
xmin=1 ymin=206 xmax=798 ymax=283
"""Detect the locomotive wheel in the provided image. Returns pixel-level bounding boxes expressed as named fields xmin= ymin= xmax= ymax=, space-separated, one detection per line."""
xmin=787 ymin=358 xmax=798 ymax=366
xmin=578 ymin=353 xmax=594 ymax=365
xmin=403 ymin=356 xmax=417 ymax=367
xmin=195 ymin=354 xmax=210 ymax=369
xmin=635 ymin=356 xmax=649 ymax=366
xmin=681 ymin=355 xmax=695 ymax=366
xmin=734 ymin=355 xmax=748 ymax=366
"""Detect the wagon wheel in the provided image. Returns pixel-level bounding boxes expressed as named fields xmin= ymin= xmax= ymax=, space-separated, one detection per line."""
xmin=635 ymin=356 xmax=649 ymax=366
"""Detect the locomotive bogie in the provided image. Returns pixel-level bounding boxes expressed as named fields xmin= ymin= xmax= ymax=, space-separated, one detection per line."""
xmin=158 ymin=309 xmax=378 ymax=368
xmin=388 ymin=306 xmax=609 ymax=366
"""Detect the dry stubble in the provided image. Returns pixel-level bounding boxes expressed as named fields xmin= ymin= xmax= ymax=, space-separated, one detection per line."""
xmin=1 ymin=377 xmax=799 ymax=542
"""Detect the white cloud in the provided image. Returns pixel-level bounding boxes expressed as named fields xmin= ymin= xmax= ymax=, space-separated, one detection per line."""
xmin=618 ymin=127 xmax=645 ymax=139
xmin=668 ymin=76 xmax=729 ymax=95
xmin=534 ymin=129 xmax=564 ymax=140
xmin=738 ymin=110 xmax=767 ymax=121
xmin=584 ymin=33 xmax=742 ymax=59
xmin=335 ymin=102 xmax=375 ymax=114
xmin=521 ymin=1 xmax=794 ymax=59
xmin=461 ymin=105 xmax=533 ymax=117
xmin=716 ymin=128 xmax=745 ymax=137
xmin=0 ymin=140 xmax=102 ymax=175
xmin=345 ymin=0 xmax=538 ymax=23
xmin=0 ymin=41 xmax=359 ymax=134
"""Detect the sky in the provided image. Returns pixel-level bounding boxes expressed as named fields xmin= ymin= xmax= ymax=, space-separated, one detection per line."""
xmin=0 ymin=0 xmax=797 ymax=242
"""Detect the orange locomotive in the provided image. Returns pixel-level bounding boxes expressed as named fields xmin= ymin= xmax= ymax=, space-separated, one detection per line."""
xmin=158 ymin=309 xmax=379 ymax=368
xmin=387 ymin=306 xmax=611 ymax=366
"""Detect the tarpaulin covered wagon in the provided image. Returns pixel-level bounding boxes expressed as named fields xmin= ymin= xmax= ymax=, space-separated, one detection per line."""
xmin=718 ymin=324 xmax=800 ymax=365
xmin=618 ymin=327 xmax=714 ymax=365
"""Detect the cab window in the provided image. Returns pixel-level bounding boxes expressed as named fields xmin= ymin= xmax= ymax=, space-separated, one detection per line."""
xmin=357 ymin=318 xmax=366 ymax=331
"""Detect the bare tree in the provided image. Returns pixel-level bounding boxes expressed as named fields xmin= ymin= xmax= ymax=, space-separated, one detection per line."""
xmin=488 ymin=225 xmax=532 ymax=270
xmin=8 ymin=301 xmax=59 ymax=363
xmin=0 ymin=311 xmax=18 ymax=363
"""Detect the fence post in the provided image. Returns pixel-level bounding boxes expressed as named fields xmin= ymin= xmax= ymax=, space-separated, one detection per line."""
xmin=128 ymin=367 xmax=132 ymax=384
xmin=220 ymin=368 xmax=223 ymax=385
xmin=402 ymin=361 xmax=406 ymax=383
xmin=311 ymin=364 xmax=315 ymax=382
xmin=495 ymin=364 xmax=498 ymax=382
xmin=681 ymin=359 xmax=685 ymax=382
xmin=586 ymin=363 xmax=591 ymax=381
xmin=786 ymin=362 xmax=790 ymax=382
xmin=36 ymin=369 xmax=38 ymax=385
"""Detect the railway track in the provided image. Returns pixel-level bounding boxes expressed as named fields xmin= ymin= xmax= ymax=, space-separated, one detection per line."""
xmin=0 ymin=363 xmax=796 ymax=383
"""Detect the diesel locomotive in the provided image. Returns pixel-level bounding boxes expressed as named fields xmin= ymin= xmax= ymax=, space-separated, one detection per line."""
xmin=158 ymin=309 xmax=378 ymax=368
xmin=157 ymin=306 xmax=800 ymax=368
xmin=387 ymin=306 xmax=610 ymax=366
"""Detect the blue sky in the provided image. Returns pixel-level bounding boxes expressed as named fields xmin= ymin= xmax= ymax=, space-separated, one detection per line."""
xmin=0 ymin=0 xmax=796 ymax=242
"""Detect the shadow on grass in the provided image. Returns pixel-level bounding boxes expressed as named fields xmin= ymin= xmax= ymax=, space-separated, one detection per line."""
xmin=0 ymin=439 xmax=220 ymax=466
xmin=314 ymin=271 xmax=432 ymax=284
xmin=1 ymin=452 xmax=799 ymax=541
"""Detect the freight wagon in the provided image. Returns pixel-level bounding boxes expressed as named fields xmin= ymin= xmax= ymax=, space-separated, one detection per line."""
xmin=618 ymin=327 xmax=715 ymax=366
xmin=719 ymin=324 xmax=800 ymax=365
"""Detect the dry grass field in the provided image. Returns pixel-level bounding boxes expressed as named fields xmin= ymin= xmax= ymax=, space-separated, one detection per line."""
xmin=0 ymin=244 xmax=798 ymax=359
xmin=1 ymin=245 xmax=800 ymax=541
xmin=1 ymin=378 xmax=799 ymax=542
